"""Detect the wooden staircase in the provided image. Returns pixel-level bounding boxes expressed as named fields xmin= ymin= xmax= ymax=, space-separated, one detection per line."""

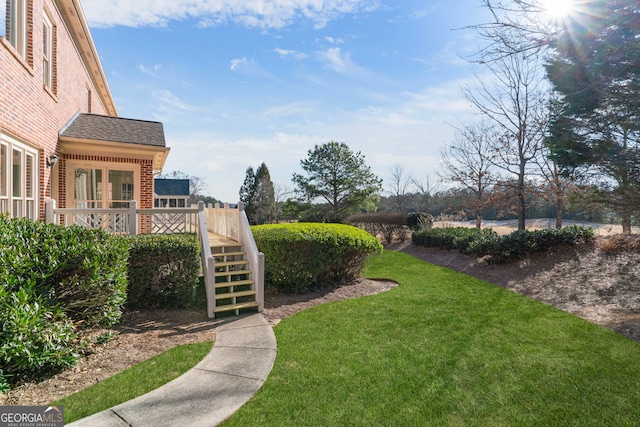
xmin=212 ymin=243 xmax=260 ymax=316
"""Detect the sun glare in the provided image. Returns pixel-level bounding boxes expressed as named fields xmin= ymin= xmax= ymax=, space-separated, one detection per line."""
xmin=542 ymin=0 xmax=576 ymax=19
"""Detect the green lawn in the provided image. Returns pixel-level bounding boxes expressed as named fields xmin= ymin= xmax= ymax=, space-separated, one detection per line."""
xmin=222 ymin=250 xmax=640 ymax=426
xmin=52 ymin=341 xmax=213 ymax=424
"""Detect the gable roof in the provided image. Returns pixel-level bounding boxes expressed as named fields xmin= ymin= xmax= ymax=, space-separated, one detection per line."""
xmin=154 ymin=179 xmax=190 ymax=196
xmin=60 ymin=113 xmax=166 ymax=147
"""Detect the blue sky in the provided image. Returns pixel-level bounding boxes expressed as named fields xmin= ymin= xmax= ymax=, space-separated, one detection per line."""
xmin=79 ymin=0 xmax=491 ymax=203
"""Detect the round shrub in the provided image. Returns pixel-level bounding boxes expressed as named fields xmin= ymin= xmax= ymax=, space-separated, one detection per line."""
xmin=252 ymin=223 xmax=383 ymax=293
xmin=0 ymin=216 xmax=130 ymax=328
xmin=406 ymin=212 xmax=433 ymax=230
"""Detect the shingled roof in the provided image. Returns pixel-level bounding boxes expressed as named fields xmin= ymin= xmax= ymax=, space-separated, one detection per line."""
xmin=154 ymin=179 xmax=190 ymax=196
xmin=60 ymin=113 xmax=166 ymax=147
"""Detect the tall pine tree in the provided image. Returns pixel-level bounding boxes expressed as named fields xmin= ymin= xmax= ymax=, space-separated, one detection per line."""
xmin=239 ymin=163 xmax=276 ymax=224
xmin=545 ymin=0 xmax=640 ymax=233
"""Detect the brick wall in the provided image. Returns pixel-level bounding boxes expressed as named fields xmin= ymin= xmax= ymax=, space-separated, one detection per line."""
xmin=0 ymin=0 xmax=109 ymax=216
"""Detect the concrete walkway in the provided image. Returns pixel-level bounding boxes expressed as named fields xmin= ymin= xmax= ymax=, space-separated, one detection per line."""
xmin=68 ymin=313 xmax=277 ymax=427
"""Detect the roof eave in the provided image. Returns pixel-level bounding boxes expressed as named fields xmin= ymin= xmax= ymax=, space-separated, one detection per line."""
xmin=55 ymin=0 xmax=117 ymax=116
xmin=59 ymin=136 xmax=170 ymax=171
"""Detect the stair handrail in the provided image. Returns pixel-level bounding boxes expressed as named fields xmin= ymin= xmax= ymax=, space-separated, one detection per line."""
xmin=237 ymin=202 xmax=265 ymax=312
xmin=197 ymin=202 xmax=217 ymax=317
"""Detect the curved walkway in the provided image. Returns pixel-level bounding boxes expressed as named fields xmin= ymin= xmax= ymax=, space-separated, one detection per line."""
xmin=68 ymin=313 xmax=277 ymax=427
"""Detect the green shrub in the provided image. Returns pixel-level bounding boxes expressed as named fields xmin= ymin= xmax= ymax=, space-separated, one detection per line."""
xmin=413 ymin=225 xmax=594 ymax=264
xmin=126 ymin=234 xmax=200 ymax=309
xmin=0 ymin=216 xmax=129 ymax=328
xmin=253 ymin=223 xmax=383 ymax=293
xmin=453 ymin=228 xmax=499 ymax=254
xmin=0 ymin=371 xmax=9 ymax=393
xmin=468 ymin=226 xmax=594 ymax=264
xmin=412 ymin=227 xmax=494 ymax=251
xmin=406 ymin=212 xmax=434 ymax=230
xmin=0 ymin=285 xmax=78 ymax=385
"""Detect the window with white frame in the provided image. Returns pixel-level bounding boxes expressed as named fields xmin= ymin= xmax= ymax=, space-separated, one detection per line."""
xmin=42 ymin=11 xmax=53 ymax=90
xmin=67 ymin=161 xmax=139 ymax=209
xmin=0 ymin=133 xmax=38 ymax=220
xmin=6 ymin=0 xmax=28 ymax=60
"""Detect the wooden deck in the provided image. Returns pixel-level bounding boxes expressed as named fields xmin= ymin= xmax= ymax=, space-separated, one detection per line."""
xmin=208 ymin=232 xmax=238 ymax=247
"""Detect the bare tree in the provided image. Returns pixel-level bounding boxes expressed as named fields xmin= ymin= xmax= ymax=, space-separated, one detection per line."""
xmin=440 ymin=121 xmax=497 ymax=229
xmin=274 ymin=182 xmax=294 ymax=223
xmin=387 ymin=165 xmax=413 ymax=213
xmin=465 ymin=0 xmax=557 ymax=62
xmin=411 ymin=174 xmax=441 ymax=214
xmin=464 ymin=52 xmax=548 ymax=230
xmin=533 ymin=144 xmax=578 ymax=229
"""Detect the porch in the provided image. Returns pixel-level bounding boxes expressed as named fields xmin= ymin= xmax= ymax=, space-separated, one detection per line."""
xmin=44 ymin=199 xmax=264 ymax=318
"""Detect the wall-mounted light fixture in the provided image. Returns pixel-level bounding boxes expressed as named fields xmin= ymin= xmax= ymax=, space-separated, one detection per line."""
xmin=46 ymin=154 xmax=58 ymax=168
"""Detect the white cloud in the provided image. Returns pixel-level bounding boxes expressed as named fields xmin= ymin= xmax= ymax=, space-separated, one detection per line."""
xmin=317 ymin=47 xmax=365 ymax=76
xmin=229 ymin=57 xmax=269 ymax=77
xmin=273 ymin=48 xmax=308 ymax=60
xmin=151 ymin=90 xmax=201 ymax=112
xmin=263 ymin=101 xmax=316 ymax=118
xmin=324 ymin=36 xmax=345 ymax=44
xmin=81 ymin=0 xmax=380 ymax=29
xmin=138 ymin=63 xmax=163 ymax=77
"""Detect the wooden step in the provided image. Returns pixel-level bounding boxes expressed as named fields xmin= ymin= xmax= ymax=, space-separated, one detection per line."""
xmin=213 ymin=251 xmax=245 ymax=260
xmin=211 ymin=246 xmax=243 ymax=255
xmin=215 ymin=269 xmax=251 ymax=278
xmin=213 ymin=301 xmax=259 ymax=314
xmin=215 ymin=289 xmax=256 ymax=300
xmin=215 ymin=260 xmax=248 ymax=268
xmin=214 ymin=279 xmax=254 ymax=289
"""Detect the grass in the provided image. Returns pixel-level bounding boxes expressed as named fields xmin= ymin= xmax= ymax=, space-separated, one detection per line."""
xmin=51 ymin=341 xmax=213 ymax=424
xmin=222 ymin=250 xmax=640 ymax=426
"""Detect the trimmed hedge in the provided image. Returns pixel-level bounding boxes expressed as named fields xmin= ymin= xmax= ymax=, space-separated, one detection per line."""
xmin=412 ymin=227 xmax=497 ymax=252
xmin=252 ymin=223 xmax=383 ymax=293
xmin=413 ymin=225 xmax=594 ymax=264
xmin=0 ymin=216 xmax=129 ymax=328
xmin=467 ymin=226 xmax=594 ymax=264
xmin=126 ymin=234 xmax=200 ymax=309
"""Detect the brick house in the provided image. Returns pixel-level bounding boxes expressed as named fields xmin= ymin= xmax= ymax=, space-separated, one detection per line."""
xmin=1 ymin=0 xmax=169 ymax=221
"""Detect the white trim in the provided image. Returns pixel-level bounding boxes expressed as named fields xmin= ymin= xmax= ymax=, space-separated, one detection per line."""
xmin=43 ymin=11 xmax=53 ymax=90
xmin=7 ymin=0 xmax=27 ymax=60
xmin=0 ymin=132 xmax=39 ymax=219
xmin=65 ymin=159 xmax=140 ymax=209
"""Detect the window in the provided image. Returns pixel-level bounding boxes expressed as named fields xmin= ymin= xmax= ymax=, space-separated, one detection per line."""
xmin=68 ymin=162 xmax=139 ymax=209
xmin=42 ymin=12 xmax=53 ymax=89
xmin=85 ymin=88 xmax=92 ymax=113
xmin=6 ymin=0 xmax=27 ymax=60
xmin=0 ymin=133 xmax=38 ymax=220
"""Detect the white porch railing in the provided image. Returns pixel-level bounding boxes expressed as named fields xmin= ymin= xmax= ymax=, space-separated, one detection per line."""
xmin=44 ymin=199 xmax=264 ymax=318
xmin=45 ymin=199 xmax=198 ymax=235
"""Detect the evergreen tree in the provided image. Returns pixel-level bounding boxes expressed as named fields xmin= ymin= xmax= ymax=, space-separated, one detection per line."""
xmin=239 ymin=166 xmax=256 ymax=221
xmin=545 ymin=0 xmax=640 ymax=233
xmin=292 ymin=141 xmax=382 ymax=216
xmin=253 ymin=163 xmax=276 ymax=224
xmin=239 ymin=163 xmax=276 ymax=224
